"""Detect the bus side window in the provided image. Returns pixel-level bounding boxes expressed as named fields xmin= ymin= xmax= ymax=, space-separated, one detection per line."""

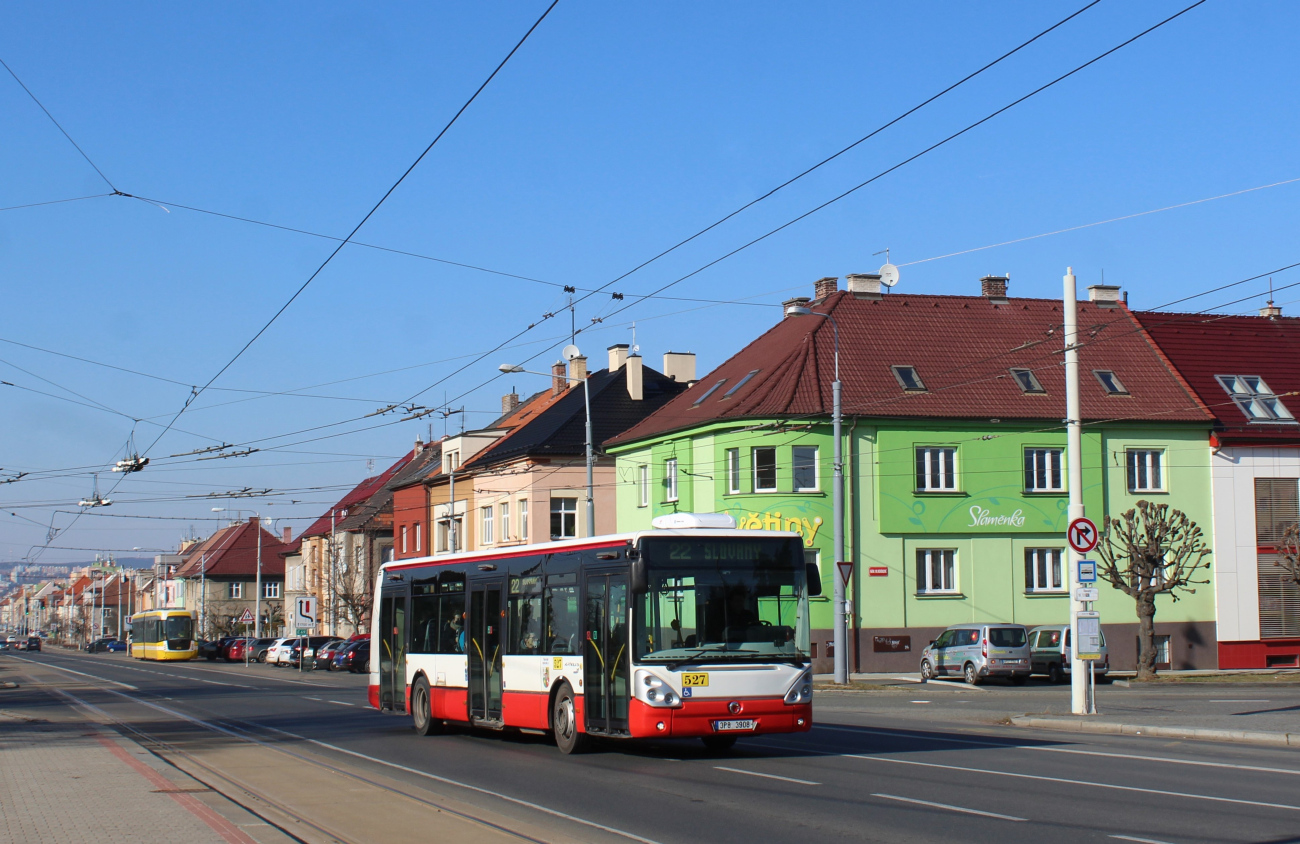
xmin=436 ymin=571 xmax=466 ymax=655
xmin=509 ymin=574 xmax=543 ymax=655
xmin=544 ymin=573 xmax=579 ymax=655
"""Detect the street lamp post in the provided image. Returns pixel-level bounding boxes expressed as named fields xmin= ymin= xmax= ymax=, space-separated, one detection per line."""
xmin=785 ymin=304 xmax=847 ymax=685
xmin=499 ymin=357 xmax=595 ymax=537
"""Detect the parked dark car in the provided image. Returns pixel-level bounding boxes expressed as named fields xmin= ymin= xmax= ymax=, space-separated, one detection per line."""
xmin=85 ymin=637 xmax=120 ymax=653
xmin=287 ymin=636 xmax=340 ymax=668
xmin=315 ymin=639 xmax=351 ymax=670
xmin=25 ymin=637 xmax=41 ymax=652
xmin=226 ymin=638 xmax=257 ymax=662
xmin=337 ymin=639 xmax=370 ymax=673
xmin=105 ymin=639 xmax=127 ymax=652
xmin=251 ymin=638 xmax=278 ymax=663
xmin=201 ymin=636 xmax=239 ymax=661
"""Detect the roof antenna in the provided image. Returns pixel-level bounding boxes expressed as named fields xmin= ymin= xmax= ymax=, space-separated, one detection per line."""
xmin=873 ymin=248 xmax=899 ymax=292
xmin=630 ymin=321 xmax=640 ymax=355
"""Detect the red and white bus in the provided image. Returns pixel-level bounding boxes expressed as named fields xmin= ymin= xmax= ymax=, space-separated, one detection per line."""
xmin=369 ymin=514 xmax=818 ymax=752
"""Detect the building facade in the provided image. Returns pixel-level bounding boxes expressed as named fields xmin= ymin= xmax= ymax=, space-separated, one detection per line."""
xmin=609 ymin=276 xmax=1217 ymax=673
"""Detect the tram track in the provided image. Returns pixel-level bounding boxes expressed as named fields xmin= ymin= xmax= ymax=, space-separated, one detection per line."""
xmin=14 ymin=655 xmax=655 ymax=844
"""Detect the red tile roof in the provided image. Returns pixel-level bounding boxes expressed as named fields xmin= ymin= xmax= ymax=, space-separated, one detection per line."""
xmin=1134 ymin=310 xmax=1300 ymax=445
xmin=299 ymin=453 xmax=413 ymax=539
xmin=175 ymin=519 xmax=290 ymax=579
xmin=610 ymin=291 xmax=1210 ymax=446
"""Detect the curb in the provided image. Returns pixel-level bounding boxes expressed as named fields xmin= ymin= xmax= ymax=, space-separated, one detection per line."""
xmin=1010 ymin=715 xmax=1300 ymax=748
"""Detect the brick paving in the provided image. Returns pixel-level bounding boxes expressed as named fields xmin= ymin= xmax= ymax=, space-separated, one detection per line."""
xmin=0 ymin=712 xmax=230 ymax=844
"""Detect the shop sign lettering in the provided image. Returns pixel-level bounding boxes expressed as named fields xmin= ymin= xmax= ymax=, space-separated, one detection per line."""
xmin=967 ymin=506 xmax=1026 ymax=528
xmin=736 ymin=511 xmax=823 ymax=547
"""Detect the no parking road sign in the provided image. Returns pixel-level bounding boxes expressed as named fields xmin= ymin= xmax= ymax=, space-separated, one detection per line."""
xmin=1067 ymin=517 xmax=1099 ymax=554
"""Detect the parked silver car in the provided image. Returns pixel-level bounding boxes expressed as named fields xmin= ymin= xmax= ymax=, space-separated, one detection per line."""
xmin=920 ymin=623 xmax=1031 ymax=685
xmin=1028 ymin=624 xmax=1110 ymax=683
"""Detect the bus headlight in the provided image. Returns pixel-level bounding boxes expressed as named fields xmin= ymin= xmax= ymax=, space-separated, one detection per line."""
xmin=636 ymin=670 xmax=680 ymax=708
xmin=784 ymin=670 xmax=813 ymax=705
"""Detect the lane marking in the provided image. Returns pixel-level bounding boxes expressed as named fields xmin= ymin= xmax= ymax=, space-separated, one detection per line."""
xmin=1023 ymin=746 xmax=1300 ymax=777
xmin=813 ymin=724 xmax=1008 ymax=747
xmin=328 ymin=700 xmax=355 ymax=707
xmin=714 ymin=766 xmax=819 ymax=786
xmin=872 ymin=793 xmax=1025 ymax=821
xmin=6 ymin=655 xmax=138 ymax=690
xmin=769 ymin=745 xmax=1300 ymax=814
xmin=1110 ymin=836 xmax=1176 ymax=844
xmin=1207 ymin=699 xmax=1268 ymax=703
xmin=303 ymin=697 xmax=323 ymax=702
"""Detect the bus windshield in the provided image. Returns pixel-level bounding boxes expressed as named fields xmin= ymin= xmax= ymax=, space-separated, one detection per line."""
xmin=635 ymin=536 xmax=809 ymax=664
xmin=165 ymin=616 xmax=193 ymax=641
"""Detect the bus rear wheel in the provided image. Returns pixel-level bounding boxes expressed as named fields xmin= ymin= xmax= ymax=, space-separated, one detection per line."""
xmin=552 ymin=683 xmax=588 ymax=755
xmin=411 ymin=676 xmax=443 ymax=736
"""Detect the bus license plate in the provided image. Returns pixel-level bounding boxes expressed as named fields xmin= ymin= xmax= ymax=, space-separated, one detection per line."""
xmin=682 ymin=672 xmax=709 ymax=687
xmin=713 ymin=719 xmax=757 ymax=732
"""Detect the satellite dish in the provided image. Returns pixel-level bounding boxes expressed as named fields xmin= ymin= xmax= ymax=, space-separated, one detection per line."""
xmin=879 ymin=263 xmax=900 ymax=287
xmin=561 ymin=344 xmax=582 ymax=362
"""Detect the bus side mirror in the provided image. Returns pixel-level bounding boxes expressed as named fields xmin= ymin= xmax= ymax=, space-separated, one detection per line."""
xmin=806 ymin=563 xmax=823 ymax=597
xmin=630 ymin=557 xmax=648 ymax=594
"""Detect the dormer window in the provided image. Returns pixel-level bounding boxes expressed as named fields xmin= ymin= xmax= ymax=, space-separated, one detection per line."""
xmin=892 ymin=365 xmax=927 ymax=392
xmin=1010 ymin=368 xmax=1045 ymax=394
xmin=1093 ymin=370 xmax=1128 ymax=395
xmin=1217 ymin=375 xmax=1296 ymax=423
xmin=691 ymin=379 xmax=726 ymax=407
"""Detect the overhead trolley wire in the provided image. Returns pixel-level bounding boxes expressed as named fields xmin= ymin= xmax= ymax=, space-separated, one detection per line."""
xmin=587 ymin=0 xmax=1208 ymax=330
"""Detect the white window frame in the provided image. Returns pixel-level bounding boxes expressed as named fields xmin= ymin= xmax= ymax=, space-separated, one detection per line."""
xmin=1126 ymin=449 xmax=1165 ymax=492
xmin=499 ymin=500 xmax=510 ymax=541
xmin=414 ymin=522 xmax=421 ymax=553
xmin=228 ymin=582 xmax=243 ymax=600
xmin=916 ymin=549 xmax=957 ymax=594
xmin=1093 ymin=370 xmax=1128 ymax=395
xmin=664 ymin=458 xmax=679 ymax=502
xmin=481 ymin=506 xmax=494 ymax=545
xmin=792 ymin=445 xmax=819 ymax=492
xmin=550 ymin=497 xmax=578 ymax=539
xmin=916 ymin=446 xmax=958 ymax=492
xmin=726 ymin=448 xmax=740 ymax=494
xmin=519 ymin=499 xmax=529 ymax=542
xmin=752 ymin=447 xmax=777 ymax=493
xmin=1024 ymin=548 xmax=1064 ymax=593
xmin=401 ymin=525 xmax=408 ymax=554
xmin=637 ymin=464 xmax=649 ymax=507
xmin=1024 ymin=447 xmax=1064 ymax=492
xmin=262 ymin=581 xmax=281 ymax=599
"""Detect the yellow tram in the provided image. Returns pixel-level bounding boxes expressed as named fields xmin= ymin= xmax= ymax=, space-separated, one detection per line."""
xmin=129 ymin=609 xmax=198 ymax=661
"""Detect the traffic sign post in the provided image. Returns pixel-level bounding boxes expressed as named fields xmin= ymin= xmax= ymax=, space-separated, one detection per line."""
xmin=239 ymin=608 xmax=254 ymax=665
xmin=294 ymin=598 xmax=317 ymax=674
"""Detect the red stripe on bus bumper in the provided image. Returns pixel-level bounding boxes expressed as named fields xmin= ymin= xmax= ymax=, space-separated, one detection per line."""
xmin=628 ymin=697 xmax=811 ymax=738
xmin=368 ymin=684 xmax=381 ymax=710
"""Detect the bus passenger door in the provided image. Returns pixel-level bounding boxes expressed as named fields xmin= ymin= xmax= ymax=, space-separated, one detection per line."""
xmin=379 ymin=590 xmax=408 ymax=712
xmin=468 ymin=580 xmax=504 ymax=723
xmin=583 ymin=572 xmax=630 ymax=734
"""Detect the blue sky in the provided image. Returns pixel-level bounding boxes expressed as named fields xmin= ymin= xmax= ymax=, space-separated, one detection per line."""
xmin=2 ymin=1 xmax=1298 ymax=562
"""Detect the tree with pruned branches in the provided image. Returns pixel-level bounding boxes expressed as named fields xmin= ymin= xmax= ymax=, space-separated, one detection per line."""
xmin=1278 ymin=523 xmax=1300 ymax=587
xmin=1095 ymin=501 xmax=1212 ymax=680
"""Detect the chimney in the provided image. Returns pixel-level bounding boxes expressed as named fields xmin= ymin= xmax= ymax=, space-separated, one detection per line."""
xmin=980 ymin=275 xmax=1009 ymax=301
xmin=569 ymin=355 xmax=588 ymax=384
xmin=1261 ymin=300 xmax=1283 ymax=319
xmin=414 ymin=437 xmax=423 ymax=456
xmin=663 ymin=351 xmax=696 ymax=383
xmin=552 ymin=361 xmax=566 ymax=397
xmin=626 ymin=353 xmax=643 ymax=401
xmin=501 ymin=391 xmax=520 ymax=415
xmin=607 ymin=343 xmax=629 ymax=371
xmin=782 ymin=296 xmax=811 ymax=318
xmin=249 ymin=516 xmax=259 ymax=528
xmin=814 ymin=276 xmax=839 ymax=302
xmin=282 ymin=527 xmax=292 ymax=544
xmin=847 ymin=273 xmax=883 ymax=300
xmin=1087 ymin=284 xmax=1122 ymax=308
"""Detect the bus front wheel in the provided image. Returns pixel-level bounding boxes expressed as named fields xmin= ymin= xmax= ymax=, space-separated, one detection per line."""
xmin=411 ymin=676 xmax=443 ymax=736
xmin=552 ymin=683 xmax=588 ymax=755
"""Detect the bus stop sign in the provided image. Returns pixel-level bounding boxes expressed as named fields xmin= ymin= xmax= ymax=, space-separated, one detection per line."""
xmin=1068 ymin=517 xmax=1099 ymax=553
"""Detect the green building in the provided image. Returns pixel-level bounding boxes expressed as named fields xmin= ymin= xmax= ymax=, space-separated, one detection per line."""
xmin=606 ymin=275 xmax=1217 ymax=673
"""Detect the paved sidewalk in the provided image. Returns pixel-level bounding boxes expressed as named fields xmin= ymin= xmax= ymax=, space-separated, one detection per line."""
xmin=0 ymin=710 xmax=244 ymax=844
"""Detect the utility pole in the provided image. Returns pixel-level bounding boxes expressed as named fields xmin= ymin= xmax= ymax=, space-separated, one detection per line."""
xmin=255 ymin=516 xmax=262 ymax=639
xmin=329 ymin=509 xmax=337 ymax=637
xmin=1064 ymin=267 xmax=1089 ymax=715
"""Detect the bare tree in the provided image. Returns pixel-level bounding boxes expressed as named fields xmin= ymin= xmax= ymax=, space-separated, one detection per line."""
xmin=334 ymin=546 xmax=371 ymax=635
xmin=1278 ymin=523 xmax=1300 ymax=587
xmin=1096 ymin=501 xmax=1212 ymax=680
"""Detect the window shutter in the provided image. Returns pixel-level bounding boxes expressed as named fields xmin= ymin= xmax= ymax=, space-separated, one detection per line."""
xmin=1254 ymin=478 xmax=1299 ymax=546
xmin=1257 ymin=554 xmax=1300 ymax=638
